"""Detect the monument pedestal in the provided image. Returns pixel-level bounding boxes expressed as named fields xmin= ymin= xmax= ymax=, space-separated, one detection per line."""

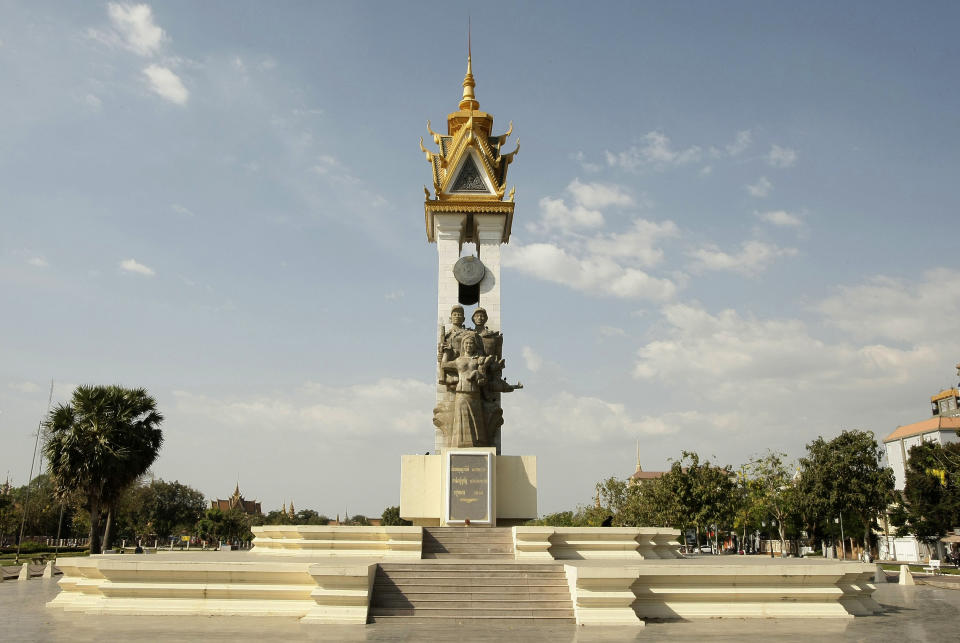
xmin=399 ymin=447 xmax=536 ymax=526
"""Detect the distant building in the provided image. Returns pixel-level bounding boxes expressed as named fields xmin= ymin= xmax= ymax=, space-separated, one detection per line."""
xmin=879 ymin=362 xmax=960 ymax=561
xmin=211 ymin=484 xmax=262 ymax=515
xmin=884 ymin=369 xmax=960 ymax=491
xmin=629 ymin=445 xmax=668 ymax=486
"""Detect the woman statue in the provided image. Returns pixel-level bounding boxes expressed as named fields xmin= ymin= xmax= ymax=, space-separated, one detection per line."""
xmin=442 ymin=333 xmax=494 ymax=447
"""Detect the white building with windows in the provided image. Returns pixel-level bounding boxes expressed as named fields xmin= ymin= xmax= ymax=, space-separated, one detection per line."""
xmin=879 ymin=366 xmax=960 ymax=561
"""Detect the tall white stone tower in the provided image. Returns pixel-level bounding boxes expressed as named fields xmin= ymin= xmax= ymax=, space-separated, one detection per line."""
xmin=421 ymin=52 xmax=519 ymax=453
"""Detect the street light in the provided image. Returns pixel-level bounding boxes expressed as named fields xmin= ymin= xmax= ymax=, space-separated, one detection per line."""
xmin=835 ymin=514 xmax=845 ymax=560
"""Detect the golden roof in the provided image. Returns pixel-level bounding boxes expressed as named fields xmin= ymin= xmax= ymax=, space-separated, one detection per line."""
xmin=931 ymin=388 xmax=959 ymax=402
xmin=420 ymin=52 xmax=518 ymax=204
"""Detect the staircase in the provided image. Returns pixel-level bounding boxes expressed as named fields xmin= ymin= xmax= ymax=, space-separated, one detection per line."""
xmin=368 ymin=561 xmax=575 ymax=624
xmin=421 ymin=526 xmax=514 ymax=559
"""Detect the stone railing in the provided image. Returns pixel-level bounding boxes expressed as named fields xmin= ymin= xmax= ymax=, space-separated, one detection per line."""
xmin=513 ymin=527 xmax=682 ymax=560
xmin=250 ymin=525 xmax=422 ymax=559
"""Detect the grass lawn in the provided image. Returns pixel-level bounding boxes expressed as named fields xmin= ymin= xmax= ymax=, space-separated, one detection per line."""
xmin=881 ymin=563 xmax=960 ymax=575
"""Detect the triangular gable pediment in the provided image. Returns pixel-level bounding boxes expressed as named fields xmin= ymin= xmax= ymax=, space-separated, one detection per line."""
xmin=442 ymin=148 xmax=496 ymax=196
xmin=451 ymin=155 xmax=488 ymax=193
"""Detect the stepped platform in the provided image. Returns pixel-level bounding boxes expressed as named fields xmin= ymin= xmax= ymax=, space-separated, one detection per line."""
xmin=46 ymin=528 xmax=881 ymax=626
xmin=421 ymin=527 xmax=514 ymax=559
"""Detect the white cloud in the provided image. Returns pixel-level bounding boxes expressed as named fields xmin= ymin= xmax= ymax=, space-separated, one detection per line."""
xmin=585 ymin=218 xmax=679 ymax=267
xmin=606 ymin=131 xmax=703 ymax=171
xmin=566 ymin=178 xmax=634 ymax=210
xmin=171 ymin=203 xmax=193 ymax=216
xmin=106 ymin=3 xmax=167 ymax=56
xmin=310 ymin=154 xmax=386 ymax=209
xmin=687 ymin=240 xmax=797 ymax=276
xmin=531 ymin=179 xmax=636 ymax=233
xmin=27 ymin=256 xmax=48 ymax=268
xmin=119 ymin=258 xmax=155 ymax=276
xmin=8 ymin=381 xmax=42 ymax=394
xmin=818 ymin=268 xmax=960 ymax=344
xmin=757 ymin=210 xmax=802 ymax=227
xmin=172 ymin=377 xmax=434 ymax=439
xmin=84 ymin=94 xmax=103 ymax=109
xmin=598 ymin=325 xmax=627 ymax=338
xmin=699 ymin=166 xmax=713 ymax=176
xmin=746 ymin=177 xmax=773 ymax=198
xmin=633 ymin=302 xmax=937 ymax=398
xmin=522 ymin=346 xmax=543 ymax=372
xmin=515 ymin=391 xmax=682 ymax=443
xmin=384 ymin=290 xmax=405 ymax=301
xmin=503 ymin=242 xmax=677 ymax=301
xmin=725 ymin=130 xmax=753 ymax=156
xmin=570 ymin=151 xmax=601 ymax=173
xmin=143 ymin=64 xmax=188 ymax=105
xmin=537 ymin=196 xmax=604 ymax=231
xmin=767 ymin=144 xmax=798 ymax=168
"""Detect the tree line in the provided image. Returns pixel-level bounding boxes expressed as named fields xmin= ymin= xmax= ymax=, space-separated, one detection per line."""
xmin=2 ymin=385 xmax=407 ymax=553
xmin=534 ymin=429 xmax=959 ymax=558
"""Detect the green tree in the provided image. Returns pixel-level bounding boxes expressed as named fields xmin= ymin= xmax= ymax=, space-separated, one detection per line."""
xmin=43 ymin=385 xmax=164 ymax=553
xmin=196 ymin=507 xmax=252 ymax=544
xmin=109 ymin=479 xmax=206 ymax=542
xmin=798 ymin=430 xmax=895 ymax=555
xmin=890 ymin=442 xmax=960 ymax=546
xmin=295 ymin=509 xmax=330 ymax=525
xmin=262 ymin=510 xmax=289 ymax=525
xmin=749 ymin=452 xmax=799 ymax=556
xmin=381 ymin=506 xmax=411 ymax=526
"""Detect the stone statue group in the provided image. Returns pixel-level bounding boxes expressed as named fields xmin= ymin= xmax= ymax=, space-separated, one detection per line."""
xmin=434 ymin=305 xmax=522 ymax=451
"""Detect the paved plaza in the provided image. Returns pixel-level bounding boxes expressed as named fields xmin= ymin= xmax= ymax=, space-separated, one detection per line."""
xmin=3 ymin=574 xmax=958 ymax=642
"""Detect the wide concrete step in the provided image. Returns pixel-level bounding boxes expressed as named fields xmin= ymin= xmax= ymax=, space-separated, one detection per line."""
xmin=379 ymin=563 xmax=559 ymax=572
xmin=370 ymin=606 xmax=574 ymax=617
xmin=423 ymin=544 xmax=514 ymax=552
xmin=423 ymin=533 xmax=514 ymax=541
xmin=375 ymin=586 xmax=569 ymax=596
xmin=372 ymin=597 xmax=574 ymax=609
xmin=421 ymin=552 xmax=515 ymax=559
xmin=377 ymin=569 xmax=566 ymax=583
xmin=423 ymin=526 xmax=513 ymax=537
xmin=373 ymin=588 xmax=571 ymax=599
xmin=368 ymin=615 xmax=576 ymax=624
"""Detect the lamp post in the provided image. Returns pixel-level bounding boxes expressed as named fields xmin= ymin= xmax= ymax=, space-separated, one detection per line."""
xmin=835 ymin=515 xmax=845 ymax=560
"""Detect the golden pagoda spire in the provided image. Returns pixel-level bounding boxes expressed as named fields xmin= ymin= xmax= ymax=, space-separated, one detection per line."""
xmin=459 ymin=18 xmax=479 ymax=111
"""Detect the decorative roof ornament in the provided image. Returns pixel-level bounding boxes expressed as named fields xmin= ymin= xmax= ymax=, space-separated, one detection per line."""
xmin=421 ymin=33 xmax=519 ymax=242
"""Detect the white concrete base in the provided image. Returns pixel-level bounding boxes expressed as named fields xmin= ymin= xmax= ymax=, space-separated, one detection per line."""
xmin=250 ymin=525 xmax=421 ymax=558
xmin=400 ymin=452 xmax=537 ymax=525
xmin=18 ymin=563 xmax=29 ymax=581
xmin=514 ymin=527 xmax=683 ymax=560
xmin=564 ymin=559 xmax=881 ymax=624
xmin=48 ymin=554 xmax=378 ymax=624
xmin=898 ymin=564 xmax=915 ymax=586
xmin=47 ymin=537 xmax=883 ymax=625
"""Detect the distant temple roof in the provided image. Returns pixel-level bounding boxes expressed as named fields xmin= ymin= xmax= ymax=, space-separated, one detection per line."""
xmin=211 ymin=483 xmax=262 ymax=515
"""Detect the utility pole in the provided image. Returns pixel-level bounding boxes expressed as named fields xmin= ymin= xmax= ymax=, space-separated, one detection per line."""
xmin=15 ymin=380 xmax=54 ymax=564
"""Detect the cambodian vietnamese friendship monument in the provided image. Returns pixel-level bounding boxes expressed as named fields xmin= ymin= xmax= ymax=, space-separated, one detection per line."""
xmin=47 ymin=49 xmax=881 ymax=627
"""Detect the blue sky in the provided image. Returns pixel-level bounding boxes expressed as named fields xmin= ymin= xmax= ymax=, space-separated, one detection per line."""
xmin=2 ymin=1 xmax=959 ymax=517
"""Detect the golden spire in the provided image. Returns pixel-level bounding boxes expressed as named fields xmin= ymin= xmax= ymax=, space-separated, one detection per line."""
xmin=458 ymin=19 xmax=479 ymax=111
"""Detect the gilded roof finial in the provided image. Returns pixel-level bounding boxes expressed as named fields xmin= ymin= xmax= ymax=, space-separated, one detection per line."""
xmin=459 ymin=17 xmax=479 ymax=111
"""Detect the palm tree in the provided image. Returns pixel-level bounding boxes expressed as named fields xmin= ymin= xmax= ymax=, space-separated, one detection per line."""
xmin=43 ymin=385 xmax=164 ymax=554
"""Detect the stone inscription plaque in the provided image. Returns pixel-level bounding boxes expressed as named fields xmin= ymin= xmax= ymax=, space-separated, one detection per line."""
xmin=448 ymin=453 xmax=490 ymax=522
